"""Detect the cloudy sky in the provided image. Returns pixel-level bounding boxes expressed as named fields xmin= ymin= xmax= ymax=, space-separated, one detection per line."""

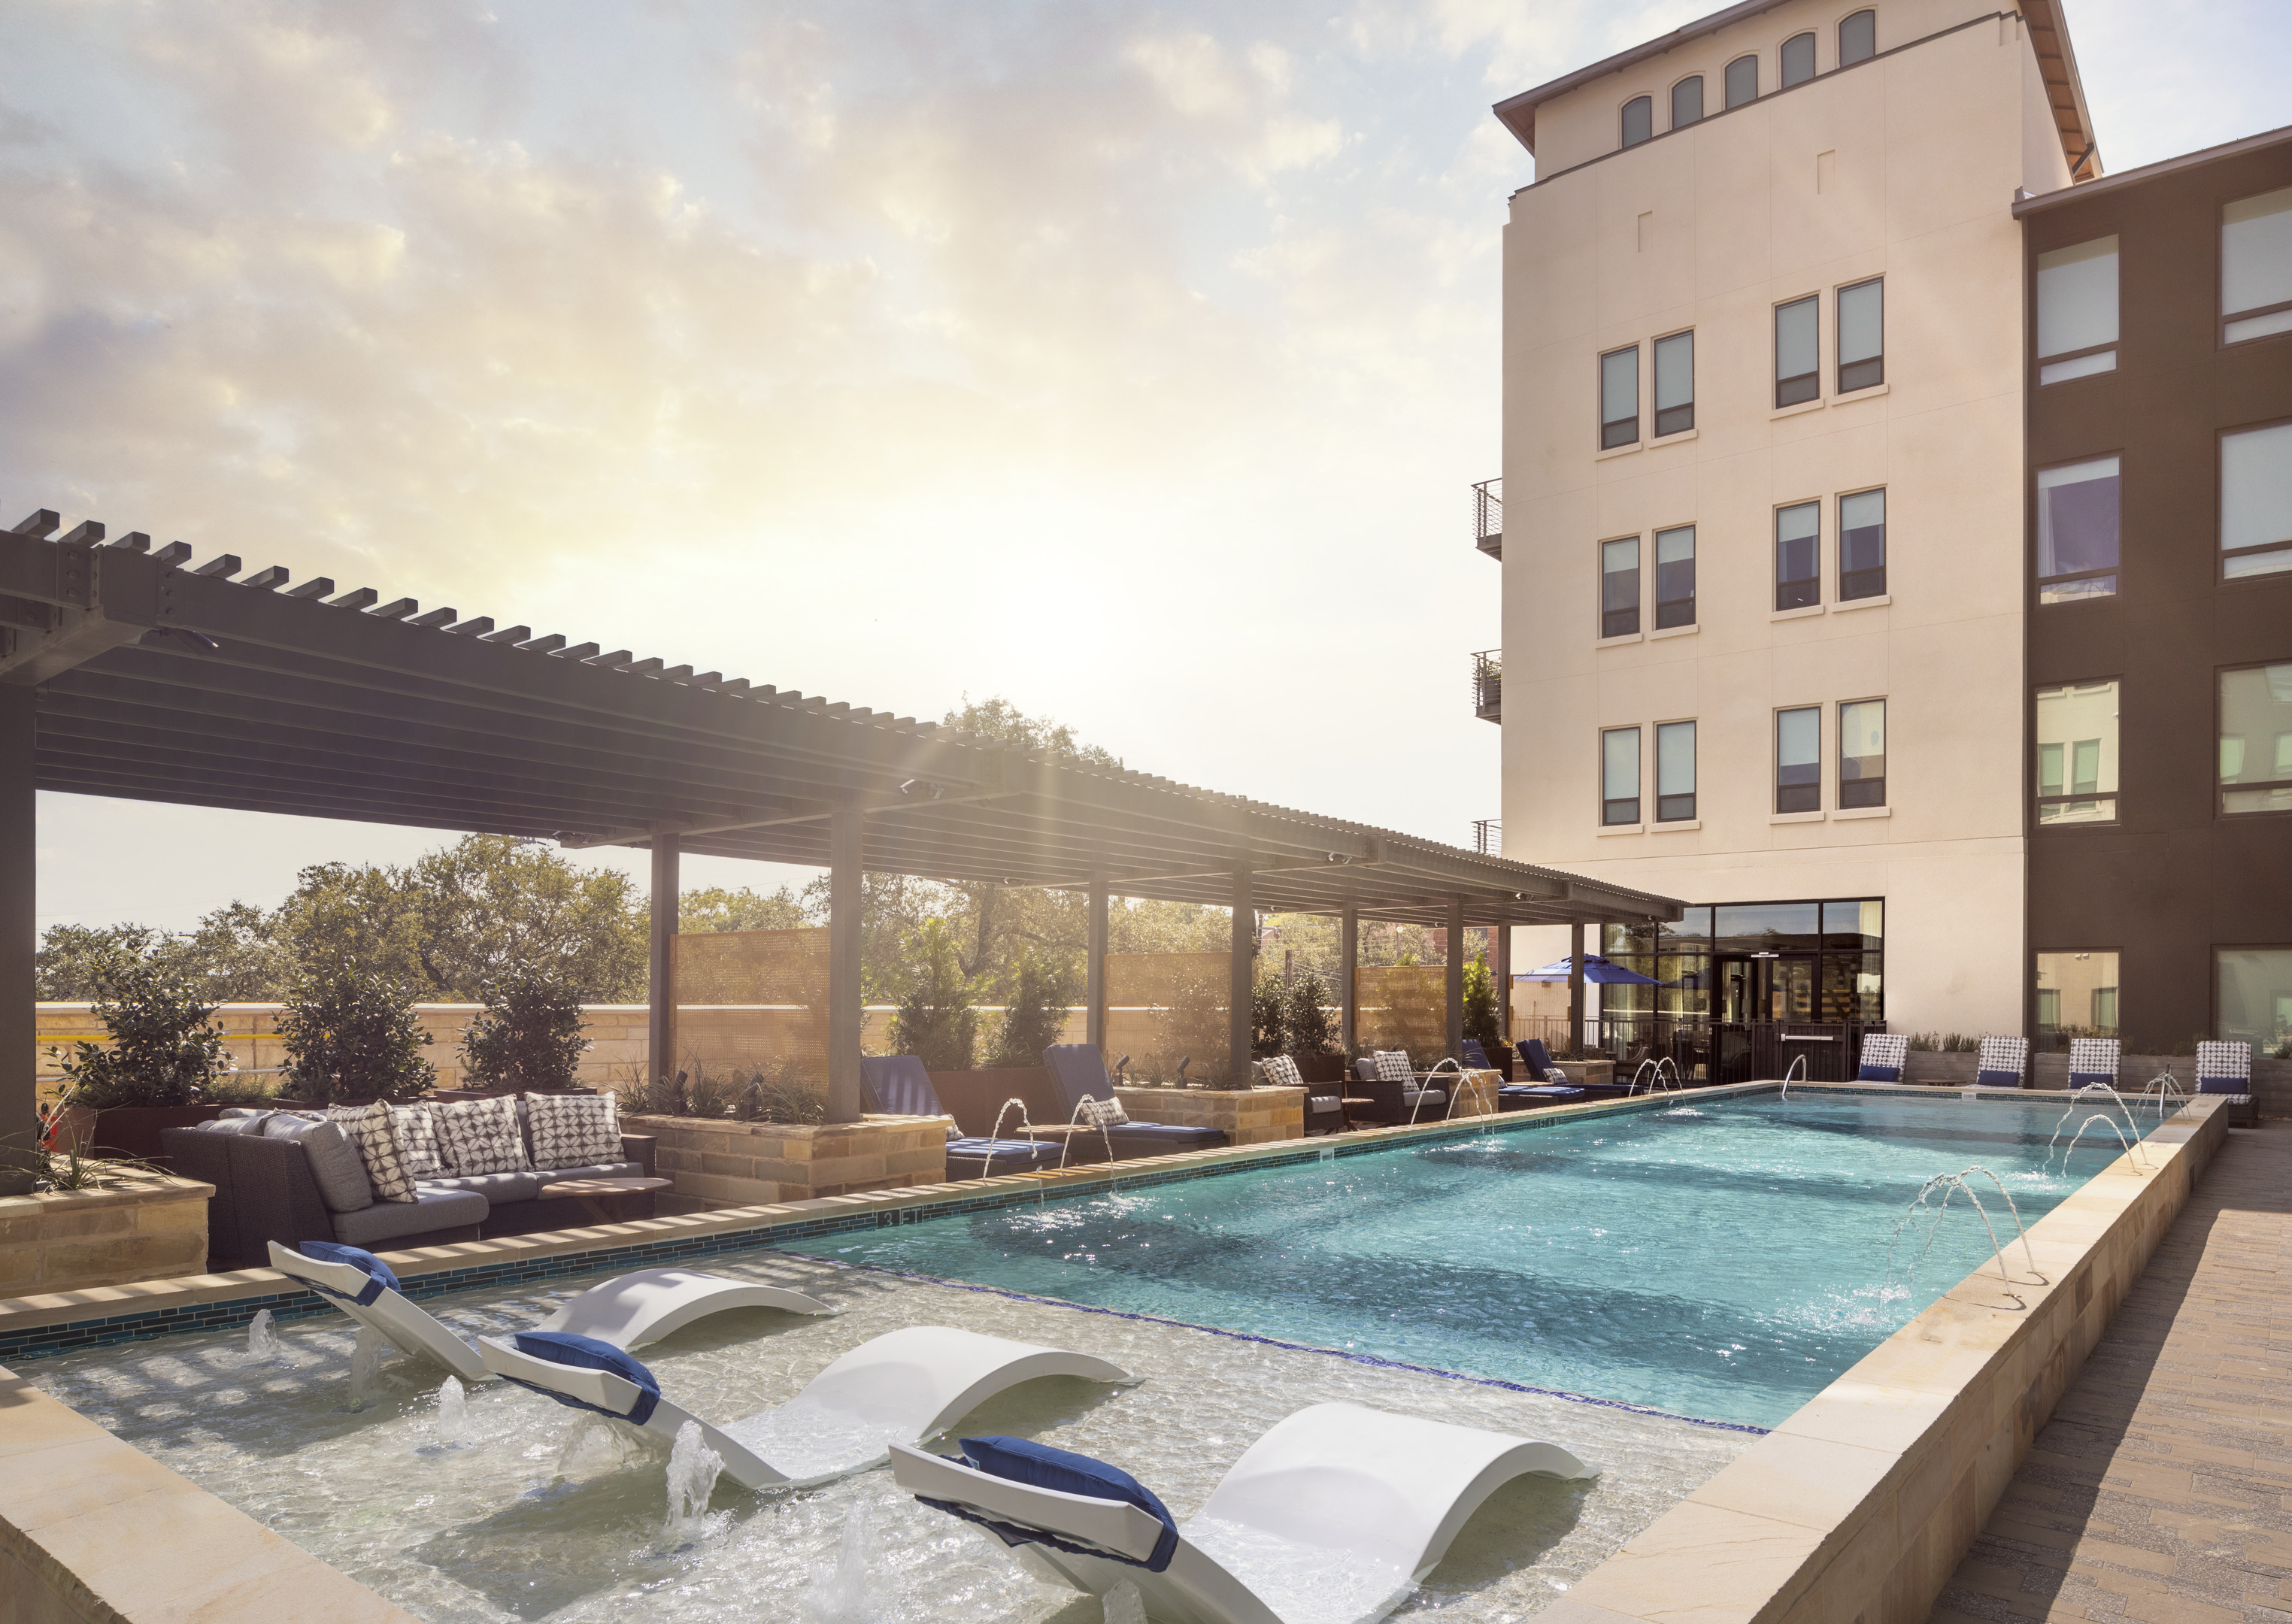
xmin=8 ymin=0 xmax=2288 ymax=932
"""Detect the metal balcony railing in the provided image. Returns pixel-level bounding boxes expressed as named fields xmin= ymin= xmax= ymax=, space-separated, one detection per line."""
xmin=1472 ymin=649 xmax=1501 ymax=723
xmin=1472 ymin=818 xmax=1501 ymax=855
xmin=1474 ymin=477 xmax=1502 ymax=559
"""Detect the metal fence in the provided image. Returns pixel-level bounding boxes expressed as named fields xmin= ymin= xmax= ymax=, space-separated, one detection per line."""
xmin=1473 ymin=477 xmax=1502 ymax=557
xmin=1472 ymin=649 xmax=1501 ymax=721
xmin=1511 ymin=1015 xmax=1887 ymax=1084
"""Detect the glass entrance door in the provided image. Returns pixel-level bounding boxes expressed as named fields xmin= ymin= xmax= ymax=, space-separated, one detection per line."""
xmin=1717 ymin=956 xmax=1818 ymax=1023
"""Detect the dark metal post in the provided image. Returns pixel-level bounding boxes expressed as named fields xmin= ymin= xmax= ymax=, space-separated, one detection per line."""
xmin=1086 ymin=878 xmax=1108 ymax=1052
xmin=1568 ymin=921 xmax=1586 ymax=1058
xmin=647 ymin=829 xmax=680 ymax=1089
xmin=828 ymin=798 xmax=866 ymax=1123
xmin=1229 ymin=865 xmax=1253 ymax=1086
xmin=1339 ymin=905 xmax=1358 ymax=1055
xmin=0 ymin=686 xmax=34 ymax=1180
xmin=1445 ymin=895 xmax=1466 ymax=1062
xmin=1493 ymin=919 xmax=1512 ymax=1045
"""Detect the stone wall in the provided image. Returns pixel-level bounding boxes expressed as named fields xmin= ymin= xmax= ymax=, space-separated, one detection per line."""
xmin=0 ymin=1177 xmax=209 ymax=1297
xmin=1110 ymin=1086 xmax=1306 ymax=1146
xmin=623 ymin=1113 xmax=949 ymax=1214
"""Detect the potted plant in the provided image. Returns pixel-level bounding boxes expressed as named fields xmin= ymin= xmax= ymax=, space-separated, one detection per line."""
xmin=46 ymin=950 xmax=236 ymax=1165
xmin=451 ymin=968 xmax=593 ymax=1095
xmin=274 ymin=958 xmax=437 ymax=1105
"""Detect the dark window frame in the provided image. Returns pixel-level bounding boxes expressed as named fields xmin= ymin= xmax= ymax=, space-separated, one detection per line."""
xmin=1839 ymin=9 xmax=1876 ymax=66
xmin=2221 ymin=417 xmax=2292 ymax=582
xmin=1775 ymin=500 xmax=1821 ymax=611
xmin=1600 ymin=535 xmax=1642 ymax=639
xmin=1620 ymin=95 xmax=1654 ymax=148
xmin=1839 ymin=697 xmax=1887 ymax=809
xmin=1838 ymin=486 xmax=1886 ymax=601
xmin=1775 ymin=295 xmax=1819 ymax=408
xmin=1780 ymin=31 xmax=1817 ymax=87
xmin=1655 ymin=719 xmax=1697 ymax=823
xmin=1671 ymin=76 xmax=1704 ymax=129
xmin=1775 ymin=705 xmax=1822 ymax=814
xmin=1654 ymin=523 xmax=1696 ymax=629
xmin=2033 ymin=678 xmax=2121 ymax=826
xmin=1600 ymin=344 xmax=1640 ymax=450
xmin=1724 ymin=53 xmax=1759 ymax=108
xmin=2217 ymin=659 xmax=2292 ymax=819
xmin=2221 ymin=186 xmax=2292 ymax=347
xmin=1836 ymin=277 xmax=1884 ymax=393
xmin=1653 ymin=329 xmax=1694 ymax=437
xmin=2035 ymin=451 xmax=2122 ymax=604
xmin=1601 ymin=726 xmax=1642 ymax=826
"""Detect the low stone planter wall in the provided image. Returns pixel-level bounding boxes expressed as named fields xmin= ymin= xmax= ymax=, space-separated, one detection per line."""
xmin=1555 ymin=1059 xmax=1616 ymax=1086
xmin=1111 ymin=1086 xmax=1305 ymax=1145
xmin=622 ymin=1113 xmax=948 ymax=1214
xmin=0 ymin=1177 xmax=211 ymax=1297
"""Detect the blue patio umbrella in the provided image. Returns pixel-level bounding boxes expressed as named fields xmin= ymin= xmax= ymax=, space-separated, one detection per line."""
xmin=1514 ymin=953 xmax=1663 ymax=986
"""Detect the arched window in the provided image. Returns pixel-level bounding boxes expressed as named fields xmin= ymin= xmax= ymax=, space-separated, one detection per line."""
xmin=1839 ymin=10 xmax=1876 ymax=65
xmin=1725 ymin=54 xmax=1759 ymax=108
xmin=1781 ymin=32 xmax=1816 ymax=87
xmin=1672 ymin=76 xmax=1705 ymax=128
xmin=1620 ymin=95 xmax=1654 ymax=147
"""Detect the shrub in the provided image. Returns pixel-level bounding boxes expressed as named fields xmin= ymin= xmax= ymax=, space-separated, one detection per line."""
xmin=459 ymin=969 xmax=590 ymax=1092
xmin=1463 ymin=954 xmax=1502 ymax=1054
xmin=50 ymin=950 xmax=232 ymax=1109
xmin=1284 ymin=970 xmax=1336 ymax=1057
xmin=987 ymin=948 xmax=1073 ymax=1069
xmin=277 ymin=959 xmax=436 ymax=1104
xmin=887 ymin=919 xmax=977 ymax=1071
xmin=1251 ymin=972 xmax=1286 ymax=1059
xmin=1152 ymin=971 xmax=1233 ymax=1086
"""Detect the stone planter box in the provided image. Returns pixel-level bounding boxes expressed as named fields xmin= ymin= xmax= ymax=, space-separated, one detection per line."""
xmin=0 ymin=1175 xmax=211 ymax=1297
xmin=621 ymin=1113 xmax=949 ymax=1214
xmin=1555 ymin=1059 xmax=1615 ymax=1087
xmin=1111 ymin=1086 xmax=1305 ymax=1146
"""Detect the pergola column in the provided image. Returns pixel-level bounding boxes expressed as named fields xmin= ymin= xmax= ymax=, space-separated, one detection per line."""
xmin=647 ymin=829 xmax=680 ymax=1088
xmin=827 ymin=798 xmax=866 ymax=1123
xmin=1228 ymin=864 xmax=1254 ymax=1085
xmin=1445 ymin=894 xmax=1466 ymax=1062
xmin=1568 ymin=920 xmax=1586 ymax=1058
xmin=1339 ymin=905 xmax=1358 ymax=1055
xmin=1493 ymin=919 xmax=1513 ymax=1046
xmin=1085 ymin=877 xmax=1108 ymax=1051
xmin=1 ymin=686 xmax=35 ymax=1179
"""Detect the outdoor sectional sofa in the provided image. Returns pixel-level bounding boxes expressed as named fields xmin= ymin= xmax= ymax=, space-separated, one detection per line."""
xmin=165 ymin=1102 xmax=656 ymax=1271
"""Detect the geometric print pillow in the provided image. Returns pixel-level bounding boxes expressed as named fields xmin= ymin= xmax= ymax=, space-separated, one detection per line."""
xmin=387 ymin=1101 xmax=446 ymax=1179
xmin=430 ymin=1095 xmax=533 ymax=1177
xmin=523 ymin=1092 xmax=623 ymax=1168
xmin=1372 ymin=1050 xmax=1414 ymax=1083
xmin=326 ymin=1101 xmax=417 ymax=1203
xmin=1259 ymin=1054 xmax=1303 ymax=1089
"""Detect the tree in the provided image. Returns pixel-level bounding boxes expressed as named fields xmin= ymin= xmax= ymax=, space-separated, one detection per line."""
xmin=276 ymin=958 xmax=436 ymax=1104
xmin=175 ymin=901 xmax=290 ymax=1001
xmin=1251 ymin=971 xmax=1287 ymax=1059
xmin=458 ymin=969 xmax=590 ymax=1092
xmin=1284 ymin=969 xmax=1337 ymax=1057
xmin=1463 ymin=953 xmax=1502 ymax=1054
xmin=887 ymin=919 xmax=978 ymax=1071
xmin=50 ymin=945 xmax=232 ymax=1108
xmin=986 ymin=947 xmax=1073 ymax=1069
xmin=35 ymin=924 xmax=156 ymax=1001
xmin=274 ymin=860 xmax=428 ymax=988
xmin=680 ymin=886 xmax=811 ymax=934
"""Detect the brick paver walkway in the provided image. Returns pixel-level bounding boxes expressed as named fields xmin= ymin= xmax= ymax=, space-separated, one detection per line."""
xmin=1931 ymin=1124 xmax=2292 ymax=1624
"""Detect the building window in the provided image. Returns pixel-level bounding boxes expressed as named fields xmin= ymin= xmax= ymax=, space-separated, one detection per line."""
xmin=1775 ymin=501 xmax=1821 ymax=611
xmin=1602 ymin=727 xmax=1642 ymax=825
xmin=1604 ymin=899 xmax=1885 ymax=1030
xmin=1600 ymin=536 xmax=1641 ymax=638
xmin=2222 ymin=422 xmax=2292 ymax=580
xmin=2036 ymin=237 xmax=2118 ymax=383
xmin=1654 ymin=525 xmax=1696 ymax=628
xmin=1839 ymin=489 xmax=1886 ymax=601
xmin=2036 ymin=680 xmax=2118 ymax=824
xmin=2036 ymin=951 xmax=2119 ymax=1044
xmin=1837 ymin=277 xmax=1883 ymax=392
xmin=1621 ymin=95 xmax=1654 ymax=148
xmin=1656 ymin=721 xmax=1696 ymax=822
xmin=1671 ymin=77 xmax=1704 ymax=129
xmin=1653 ymin=330 xmax=1694 ymax=435
xmin=1776 ymin=706 xmax=1821 ymax=813
xmin=1725 ymin=54 xmax=1758 ymax=107
xmin=1600 ymin=345 xmax=1639 ymax=449
xmin=2220 ymin=663 xmax=2292 ymax=815
xmin=2222 ymin=186 xmax=2292 ymax=344
xmin=1839 ymin=699 xmax=1886 ymax=807
xmin=1781 ymin=32 xmax=1816 ymax=87
xmin=1839 ymin=9 xmax=1876 ymax=65
xmin=2217 ymin=948 xmax=2292 ymax=1054
xmin=2036 ymin=455 xmax=2119 ymax=602
xmin=1775 ymin=295 xmax=1819 ymax=407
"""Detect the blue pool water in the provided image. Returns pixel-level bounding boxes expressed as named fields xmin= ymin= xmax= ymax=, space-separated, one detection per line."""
xmin=786 ymin=1092 xmax=2166 ymax=1428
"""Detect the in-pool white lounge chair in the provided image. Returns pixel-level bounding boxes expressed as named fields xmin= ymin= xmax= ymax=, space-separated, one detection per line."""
xmin=268 ymin=1241 xmax=832 ymax=1382
xmin=892 ymin=1400 xmax=1595 ymax=1624
xmin=479 ymin=1324 xmax=1137 ymax=1489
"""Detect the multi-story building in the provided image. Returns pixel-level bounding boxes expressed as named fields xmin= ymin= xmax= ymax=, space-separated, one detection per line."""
xmin=1484 ymin=0 xmax=2290 ymax=1064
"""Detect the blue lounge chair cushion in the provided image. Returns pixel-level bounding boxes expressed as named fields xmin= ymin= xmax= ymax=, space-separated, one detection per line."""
xmin=293 ymin=1241 xmax=398 ymax=1306
xmin=1104 ymin=1123 xmax=1226 ymax=1148
xmin=1500 ymin=1084 xmax=1584 ymax=1100
xmin=860 ymin=1055 xmax=944 ymax=1118
xmin=959 ymin=1435 xmax=1180 ymax=1572
xmin=1461 ymin=1039 xmax=1491 ymax=1068
xmin=1857 ymin=1065 xmax=1900 ymax=1082
xmin=1974 ymin=1070 xmax=2023 ymax=1088
xmin=1517 ymin=1038 xmax=1566 ymax=1080
xmin=946 ymin=1138 xmax=1064 ymax=1174
xmin=2067 ymin=1071 xmax=2114 ymax=1089
xmin=508 ymin=1332 xmax=660 ymax=1426
xmin=1041 ymin=1044 xmax=1119 ymax=1113
xmin=2196 ymin=1076 xmax=2246 ymax=1095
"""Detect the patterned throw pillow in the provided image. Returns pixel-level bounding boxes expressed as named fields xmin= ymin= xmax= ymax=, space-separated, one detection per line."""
xmin=389 ymin=1102 xmax=446 ymax=1179
xmin=431 ymin=1096 xmax=534 ymax=1177
xmin=326 ymin=1102 xmax=416 ymax=1203
xmin=1078 ymin=1095 xmax=1129 ymax=1129
xmin=1372 ymin=1050 xmax=1414 ymax=1083
xmin=524 ymin=1092 xmax=623 ymax=1168
xmin=1260 ymin=1055 xmax=1303 ymax=1089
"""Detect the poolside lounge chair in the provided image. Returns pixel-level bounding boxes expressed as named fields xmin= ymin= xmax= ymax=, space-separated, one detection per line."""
xmin=2068 ymin=1037 xmax=2122 ymax=1090
xmin=1344 ymin=1052 xmax=1450 ymax=1126
xmin=1975 ymin=1036 xmax=2030 ymax=1088
xmin=2196 ymin=1041 xmax=2257 ymax=1126
xmin=1855 ymin=1032 xmax=1908 ymax=1083
xmin=1260 ymin=1055 xmax=1345 ymax=1137
xmin=478 ymin=1325 xmax=1135 ymax=1489
xmin=1513 ymin=1038 xmax=1631 ymax=1104
xmin=1515 ymin=1038 xmax=1568 ymax=1083
xmin=892 ymin=1400 xmax=1595 ymax=1624
xmin=860 ymin=1055 xmax=1067 ymax=1179
xmin=1042 ymin=1046 xmax=1231 ymax=1159
xmin=268 ymin=1241 xmax=831 ymax=1381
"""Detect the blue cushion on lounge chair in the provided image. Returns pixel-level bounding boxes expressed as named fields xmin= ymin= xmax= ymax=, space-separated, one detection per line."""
xmin=2067 ymin=1071 xmax=2113 ymax=1089
xmin=2196 ymin=1077 xmax=2245 ymax=1095
xmin=293 ymin=1242 xmax=398 ymax=1306
xmin=1041 ymin=1044 xmax=1118 ymax=1112
xmin=860 ymin=1055 xmax=943 ymax=1117
xmin=1517 ymin=1038 xmax=1564 ymax=1078
xmin=1502 ymin=1084 xmax=1584 ymax=1100
xmin=947 ymin=1138 xmax=1064 ymax=1174
xmin=959 ymin=1435 xmax=1180 ymax=1573
xmin=508 ymin=1332 xmax=660 ymax=1426
xmin=1461 ymin=1039 xmax=1491 ymax=1068
xmin=1974 ymin=1070 xmax=2022 ymax=1087
xmin=1857 ymin=1065 xmax=1899 ymax=1082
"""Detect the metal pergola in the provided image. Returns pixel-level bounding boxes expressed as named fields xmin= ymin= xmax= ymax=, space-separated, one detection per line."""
xmin=2 ymin=508 xmax=1681 ymax=1135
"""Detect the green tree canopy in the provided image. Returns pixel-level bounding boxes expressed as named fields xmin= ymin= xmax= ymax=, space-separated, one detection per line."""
xmin=680 ymin=885 xmax=811 ymax=934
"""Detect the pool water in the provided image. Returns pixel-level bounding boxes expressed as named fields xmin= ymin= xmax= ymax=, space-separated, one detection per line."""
xmin=786 ymin=1091 xmax=2165 ymax=1427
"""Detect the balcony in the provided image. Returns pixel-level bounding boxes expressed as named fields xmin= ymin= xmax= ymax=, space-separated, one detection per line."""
xmin=1474 ymin=477 xmax=1502 ymax=559
xmin=1472 ymin=818 xmax=1501 ymax=855
xmin=1472 ymin=650 xmax=1501 ymax=723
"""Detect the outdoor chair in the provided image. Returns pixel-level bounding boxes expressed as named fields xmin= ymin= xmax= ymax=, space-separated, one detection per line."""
xmin=892 ymin=1400 xmax=1594 ymax=1624
xmin=481 ymin=1325 xmax=1135 ymax=1491
xmin=1975 ymin=1036 xmax=2030 ymax=1088
xmin=1041 ymin=1046 xmax=1230 ymax=1159
xmin=1515 ymin=1038 xmax=1569 ymax=1083
xmin=2067 ymin=1037 xmax=2122 ymax=1090
xmin=860 ymin=1056 xmax=1066 ymax=1179
xmin=1341 ymin=1050 xmax=1449 ymax=1125
xmin=2196 ymin=1041 xmax=2257 ymax=1126
xmin=1260 ymin=1055 xmax=1344 ymax=1136
xmin=1855 ymin=1032 xmax=1909 ymax=1083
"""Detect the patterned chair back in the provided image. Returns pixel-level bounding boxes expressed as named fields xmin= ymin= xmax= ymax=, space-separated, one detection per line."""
xmin=1975 ymin=1036 xmax=2029 ymax=1086
xmin=1372 ymin=1051 xmax=1414 ymax=1083
xmin=2195 ymin=1041 xmax=2252 ymax=1095
xmin=2067 ymin=1037 xmax=2122 ymax=1086
xmin=1857 ymin=1032 xmax=1908 ymax=1080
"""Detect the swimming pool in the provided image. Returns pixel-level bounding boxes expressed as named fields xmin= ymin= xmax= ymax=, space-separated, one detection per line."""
xmin=784 ymin=1090 xmax=2164 ymax=1427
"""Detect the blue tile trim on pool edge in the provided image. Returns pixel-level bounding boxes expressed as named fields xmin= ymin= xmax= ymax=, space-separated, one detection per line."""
xmin=0 ymin=1083 xmax=2015 ymax=1365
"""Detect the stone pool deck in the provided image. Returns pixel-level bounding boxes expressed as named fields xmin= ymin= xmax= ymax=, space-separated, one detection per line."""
xmin=1928 ymin=1121 xmax=2292 ymax=1624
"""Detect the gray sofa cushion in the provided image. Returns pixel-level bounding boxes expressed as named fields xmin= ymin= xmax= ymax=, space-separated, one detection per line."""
xmin=532 ymin=1161 xmax=642 ymax=1186
xmin=260 ymin=1116 xmax=374 ymax=1212
xmin=417 ymin=1170 xmax=542 ymax=1204
xmin=332 ymin=1187 xmax=488 ymax=1247
xmin=193 ymin=1113 xmax=274 ymax=1135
